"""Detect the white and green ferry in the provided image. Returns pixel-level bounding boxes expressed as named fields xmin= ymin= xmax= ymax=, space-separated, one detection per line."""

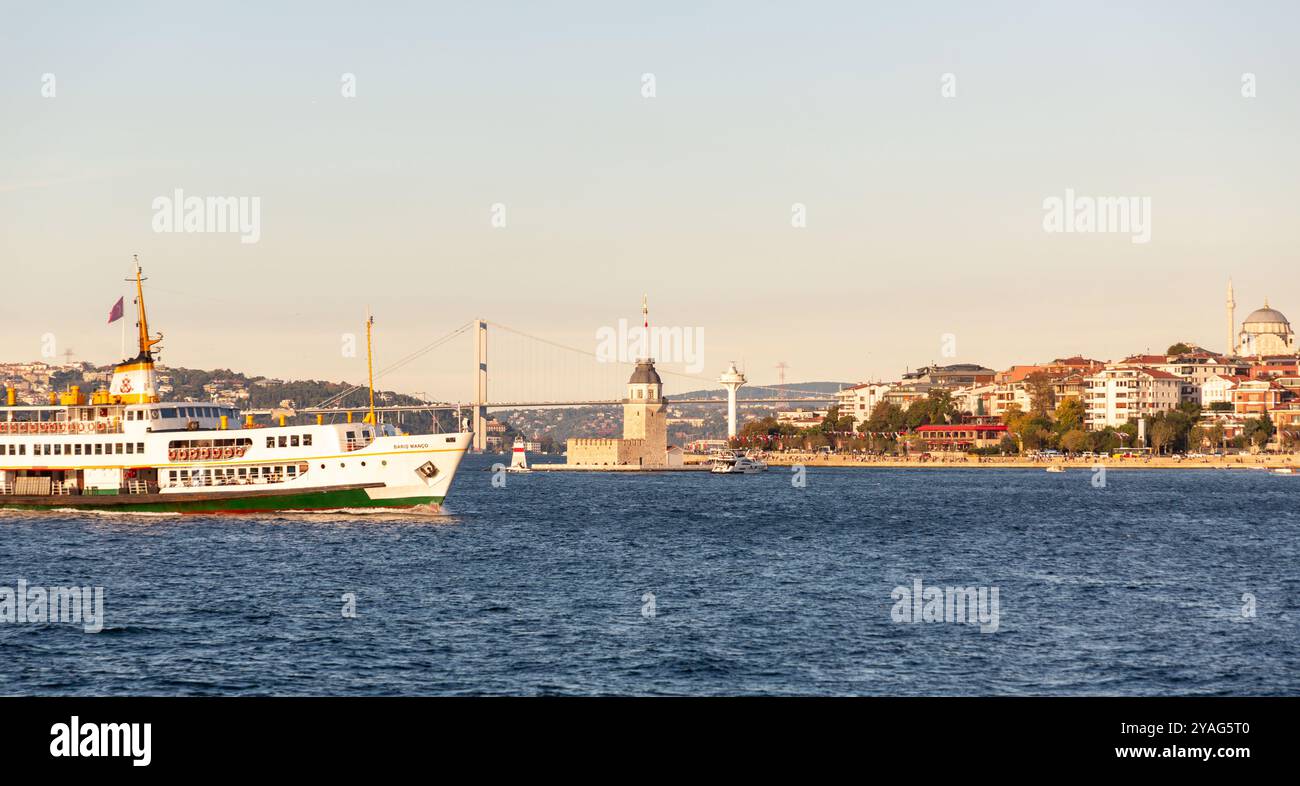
xmin=0 ymin=264 xmax=470 ymax=514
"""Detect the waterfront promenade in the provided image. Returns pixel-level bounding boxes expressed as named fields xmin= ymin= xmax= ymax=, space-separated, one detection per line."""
xmin=685 ymin=452 xmax=1300 ymax=470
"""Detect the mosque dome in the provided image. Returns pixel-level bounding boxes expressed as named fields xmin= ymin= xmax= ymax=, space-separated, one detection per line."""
xmin=1243 ymin=304 xmax=1291 ymax=334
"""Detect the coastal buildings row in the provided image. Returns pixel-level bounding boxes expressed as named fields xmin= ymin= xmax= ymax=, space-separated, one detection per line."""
xmin=825 ymin=292 xmax=1300 ymax=446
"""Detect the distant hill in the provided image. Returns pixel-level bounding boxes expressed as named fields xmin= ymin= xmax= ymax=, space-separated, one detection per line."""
xmin=672 ymin=381 xmax=850 ymax=399
xmin=27 ymin=363 xmax=456 ymax=433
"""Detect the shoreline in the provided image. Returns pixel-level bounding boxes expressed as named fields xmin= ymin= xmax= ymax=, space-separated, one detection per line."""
xmin=705 ymin=454 xmax=1300 ymax=470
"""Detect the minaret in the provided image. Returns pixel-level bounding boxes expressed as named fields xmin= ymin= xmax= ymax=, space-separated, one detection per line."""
xmin=1226 ymin=279 xmax=1236 ymax=356
xmin=719 ymin=361 xmax=746 ymax=438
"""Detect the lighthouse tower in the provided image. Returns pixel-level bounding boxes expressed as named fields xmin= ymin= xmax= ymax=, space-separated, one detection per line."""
xmin=719 ymin=361 xmax=746 ymax=438
xmin=621 ymin=296 xmax=668 ymax=466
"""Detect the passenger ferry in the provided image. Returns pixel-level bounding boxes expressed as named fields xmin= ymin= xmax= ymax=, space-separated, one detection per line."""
xmin=0 ymin=263 xmax=470 ymax=514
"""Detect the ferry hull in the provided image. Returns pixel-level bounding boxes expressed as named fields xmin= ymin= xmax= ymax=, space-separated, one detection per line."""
xmin=0 ymin=484 xmax=443 ymax=515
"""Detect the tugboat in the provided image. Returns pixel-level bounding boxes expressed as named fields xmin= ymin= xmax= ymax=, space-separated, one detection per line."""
xmin=0 ymin=260 xmax=470 ymax=513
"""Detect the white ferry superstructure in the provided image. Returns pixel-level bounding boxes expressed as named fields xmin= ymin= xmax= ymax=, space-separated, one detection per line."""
xmin=0 ymin=262 xmax=469 ymax=514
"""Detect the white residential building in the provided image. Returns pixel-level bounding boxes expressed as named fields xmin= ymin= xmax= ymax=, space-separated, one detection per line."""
xmin=1199 ymin=374 xmax=1245 ymax=408
xmin=952 ymin=383 xmax=997 ymax=417
xmin=776 ymin=408 xmax=828 ymax=427
xmin=1083 ymin=367 xmax=1182 ymax=430
xmin=1116 ymin=353 xmax=1249 ymax=404
xmin=834 ymin=383 xmax=893 ymax=426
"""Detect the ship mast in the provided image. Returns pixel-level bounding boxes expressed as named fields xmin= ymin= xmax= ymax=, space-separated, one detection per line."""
xmin=366 ymin=311 xmax=377 ymax=427
xmin=131 ymin=255 xmax=162 ymax=360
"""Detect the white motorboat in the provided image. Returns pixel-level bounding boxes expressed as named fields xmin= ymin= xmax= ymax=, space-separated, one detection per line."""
xmin=710 ymin=450 xmax=767 ymax=474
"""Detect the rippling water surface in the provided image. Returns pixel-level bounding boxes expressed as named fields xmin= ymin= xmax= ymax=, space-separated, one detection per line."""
xmin=1 ymin=457 xmax=1296 ymax=695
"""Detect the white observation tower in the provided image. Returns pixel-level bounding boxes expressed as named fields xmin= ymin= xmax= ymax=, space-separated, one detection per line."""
xmin=719 ymin=361 xmax=746 ymax=438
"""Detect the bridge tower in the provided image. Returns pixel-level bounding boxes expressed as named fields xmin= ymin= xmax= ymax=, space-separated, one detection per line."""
xmin=473 ymin=319 xmax=487 ymax=451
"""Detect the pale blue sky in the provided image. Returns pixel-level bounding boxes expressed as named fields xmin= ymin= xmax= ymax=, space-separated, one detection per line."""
xmin=2 ymin=1 xmax=1298 ymax=401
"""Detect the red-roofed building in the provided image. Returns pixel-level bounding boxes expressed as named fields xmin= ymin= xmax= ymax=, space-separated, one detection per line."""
xmin=913 ymin=423 xmax=1008 ymax=450
xmin=1248 ymin=356 xmax=1300 ymax=379
xmin=1232 ymin=379 xmax=1286 ymax=416
xmin=1084 ymin=367 xmax=1182 ymax=430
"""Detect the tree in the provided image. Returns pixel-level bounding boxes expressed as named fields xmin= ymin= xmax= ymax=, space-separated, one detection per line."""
xmin=1149 ymin=420 xmax=1178 ymax=454
xmin=1166 ymin=342 xmax=1193 ymax=355
xmin=864 ymin=400 xmax=906 ymax=434
xmin=1244 ymin=413 xmax=1275 ymax=449
xmin=1059 ymin=428 xmax=1090 ymax=455
xmin=1025 ymin=373 xmax=1055 ymax=417
xmin=1053 ymin=397 xmax=1085 ymax=434
xmin=819 ymin=405 xmax=846 ymax=435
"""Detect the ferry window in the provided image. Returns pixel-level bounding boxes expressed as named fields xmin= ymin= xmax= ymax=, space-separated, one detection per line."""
xmin=238 ymin=468 xmax=247 ymax=478
xmin=162 ymin=408 xmax=177 ymax=418
xmin=303 ymin=435 xmax=312 ymax=446
xmin=266 ymin=437 xmax=275 ymax=448
xmin=286 ymin=465 xmax=297 ymax=477
xmin=278 ymin=436 xmax=287 ymax=448
xmin=19 ymin=445 xmax=25 ymax=455
xmin=53 ymin=444 xmax=62 ymax=456
xmin=74 ymin=445 xmax=82 ymax=455
xmin=290 ymin=435 xmax=299 ymax=447
xmin=169 ymin=471 xmax=177 ymax=481
xmin=126 ymin=443 xmax=134 ymax=455
xmin=95 ymin=444 xmax=103 ymax=455
xmin=137 ymin=443 xmax=144 ymax=453
xmin=346 ymin=431 xmax=356 ymax=441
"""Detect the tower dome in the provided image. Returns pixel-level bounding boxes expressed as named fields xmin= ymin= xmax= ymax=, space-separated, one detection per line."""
xmin=627 ymin=359 xmax=662 ymax=385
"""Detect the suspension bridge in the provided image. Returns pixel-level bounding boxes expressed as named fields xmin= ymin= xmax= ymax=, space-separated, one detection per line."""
xmin=254 ymin=319 xmax=836 ymax=451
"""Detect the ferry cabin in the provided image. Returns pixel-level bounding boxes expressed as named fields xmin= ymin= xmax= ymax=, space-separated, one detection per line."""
xmin=0 ymin=401 xmax=383 ymax=497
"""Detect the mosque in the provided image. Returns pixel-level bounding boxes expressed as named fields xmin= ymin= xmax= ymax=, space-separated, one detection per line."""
xmin=1227 ymin=280 xmax=1297 ymax=357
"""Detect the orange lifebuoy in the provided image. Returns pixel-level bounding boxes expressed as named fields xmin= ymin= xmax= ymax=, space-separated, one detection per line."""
xmin=236 ymin=446 xmax=248 ymax=458
xmin=223 ymin=447 xmax=235 ymax=460
xmin=188 ymin=448 xmax=200 ymax=461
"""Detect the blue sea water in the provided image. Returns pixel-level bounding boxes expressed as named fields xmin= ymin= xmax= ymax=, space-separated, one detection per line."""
xmin=1 ymin=456 xmax=1296 ymax=696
